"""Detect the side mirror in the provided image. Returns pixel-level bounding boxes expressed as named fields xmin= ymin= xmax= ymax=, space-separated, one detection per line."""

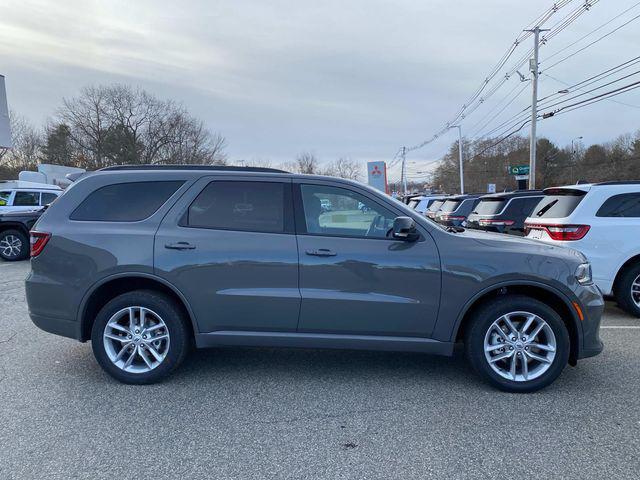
xmin=392 ymin=216 xmax=419 ymax=241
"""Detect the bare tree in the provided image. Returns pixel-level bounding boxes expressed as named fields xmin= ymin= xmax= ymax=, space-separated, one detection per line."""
xmin=0 ymin=110 xmax=42 ymax=172
xmin=294 ymin=151 xmax=319 ymax=174
xmin=323 ymin=157 xmax=361 ymax=180
xmin=56 ymin=84 xmax=227 ymax=169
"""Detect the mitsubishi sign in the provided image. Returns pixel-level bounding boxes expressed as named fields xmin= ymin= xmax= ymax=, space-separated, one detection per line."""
xmin=367 ymin=161 xmax=388 ymax=194
xmin=0 ymin=75 xmax=10 ymax=148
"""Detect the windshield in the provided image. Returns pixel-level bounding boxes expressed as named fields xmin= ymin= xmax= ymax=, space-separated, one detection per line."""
xmin=532 ymin=189 xmax=586 ymax=218
xmin=473 ymin=198 xmax=506 ymax=215
xmin=427 ymin=200 xmax=445 ymax=212
xmin=440 ymin=200 xmax=462 ymax=213
xmin=408 ymin=199 xmax=421 ymax=209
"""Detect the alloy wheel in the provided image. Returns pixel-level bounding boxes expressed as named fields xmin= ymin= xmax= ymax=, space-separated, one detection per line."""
xmin=631 ymin=274 xmax=640 ymax=308
xmin=103 ymin=306 xmax=170 ymax=373
xmin=483 ymin=311 xmax=557 ymax=382
xmin=0 ymin=235 xmax=23 ymax=259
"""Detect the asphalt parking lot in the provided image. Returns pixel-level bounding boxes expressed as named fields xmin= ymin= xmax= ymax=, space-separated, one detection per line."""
xmin=1 ymin=260 xmax=639 ymax=479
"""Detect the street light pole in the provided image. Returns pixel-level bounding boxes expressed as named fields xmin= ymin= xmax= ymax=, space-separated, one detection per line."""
xmin=570 ymin=136 xmax=583 ymax=184
xmin=450 ymin=125 xmax=464 ymax=194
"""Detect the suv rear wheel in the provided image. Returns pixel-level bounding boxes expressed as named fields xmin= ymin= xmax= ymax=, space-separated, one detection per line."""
xmin=91 ymin=290 xmax=191 ymax=384
xmin=614 ymin=262 xmax=640 ymax=318
xmin=465 ymin=295 xmax=570 ymax=392
xmin=0 ymin=229 xmax=29 ymax=261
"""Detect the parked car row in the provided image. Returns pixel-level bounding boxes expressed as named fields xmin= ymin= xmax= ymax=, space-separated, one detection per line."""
xmin=409 ymin=182 xmax=640 ymax=317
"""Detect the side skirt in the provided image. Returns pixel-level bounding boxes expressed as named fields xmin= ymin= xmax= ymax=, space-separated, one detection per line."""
xmin=195 ymin=331 xmax=455 ymax=356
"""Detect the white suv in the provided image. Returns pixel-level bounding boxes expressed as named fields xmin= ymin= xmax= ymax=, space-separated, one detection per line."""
xmin=0 ymin=181 xmax=62 ymax=213
xmin=525 ymin=182 xmax=640 ymax=317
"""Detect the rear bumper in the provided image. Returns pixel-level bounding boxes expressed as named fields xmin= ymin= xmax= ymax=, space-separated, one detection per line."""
xmin=576 ymin=284 xmax=605 ymax=360
xmin=29 ymin=312 xmax=80 ymax=340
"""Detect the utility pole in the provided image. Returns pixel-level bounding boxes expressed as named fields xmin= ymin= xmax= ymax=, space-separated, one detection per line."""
xmin=449 ymin=125 xmax=464 ymax=194
xmin=525 ymin=26 xmax=548 ymax=190
xmin=400 ymin=146 xmax=407 ymax=195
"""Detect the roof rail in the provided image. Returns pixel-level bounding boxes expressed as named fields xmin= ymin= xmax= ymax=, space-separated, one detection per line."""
xmin=594 ymin=180 xmax=640 ymax=186
xmin=99 ymin=164 xmax=288 ymax=174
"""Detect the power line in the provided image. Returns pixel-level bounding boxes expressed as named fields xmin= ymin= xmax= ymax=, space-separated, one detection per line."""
xmin=544 ymin=11 xmax=640 ymax=71
xmin=544 ymin=1 xmax=640 ymax=62
xmin=543 ymin=72 xmax=640 ymax=109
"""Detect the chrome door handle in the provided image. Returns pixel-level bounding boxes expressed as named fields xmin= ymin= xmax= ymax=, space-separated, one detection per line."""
xmin=165 ymin=242 xmax=196 ymax=250
xmin=305 ymin=248 xmax=337 ymax=257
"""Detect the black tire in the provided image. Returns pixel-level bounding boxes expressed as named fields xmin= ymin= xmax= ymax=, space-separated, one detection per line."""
xmin=614 ymin=262 xmax=640 ymax=318
xmin=465 ymin=295 xmax=570 ymax=393
xmin=91 ymin=290 xmax=191 ymax=384
xmin=0 ymin=229 xmax=29 ymax=261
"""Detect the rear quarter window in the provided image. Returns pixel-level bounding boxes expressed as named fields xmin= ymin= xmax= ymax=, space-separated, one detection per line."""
xmin=531 ymin=189 xmax=586 ymax=219
xmin=596 ymin=193 xmax=640 ymax=217
xmin=70 ymin=181 xmax=184 ymax=221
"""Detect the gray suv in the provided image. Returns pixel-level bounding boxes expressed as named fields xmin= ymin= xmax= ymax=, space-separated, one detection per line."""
xmin=26 ymin=166 xmax=604 ymax=392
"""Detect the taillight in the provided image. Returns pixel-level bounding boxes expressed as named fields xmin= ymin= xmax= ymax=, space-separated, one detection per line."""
xmin=30 ymin=231 xmax=51 ymax=257
xmin=478 ymin=219 xmax=515 ymax=226
xmin=525 ymin=223 xmax=590 ymax=241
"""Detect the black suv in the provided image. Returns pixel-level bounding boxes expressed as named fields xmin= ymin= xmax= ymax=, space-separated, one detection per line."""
xmin=434 ymin=194 xmax=482 ymax=227
xmin=0 ymin=208 xmax=44 ymax=261
xmin=465 ymin=190 xmax=544 ymax=236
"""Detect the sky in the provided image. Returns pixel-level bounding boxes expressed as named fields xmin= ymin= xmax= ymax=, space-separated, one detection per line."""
xmin=1 ymin=0 xmax=639 ymax=182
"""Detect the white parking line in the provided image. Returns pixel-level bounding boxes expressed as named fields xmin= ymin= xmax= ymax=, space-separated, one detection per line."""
xmin=601 ymin=326 xmax=640 ymax=329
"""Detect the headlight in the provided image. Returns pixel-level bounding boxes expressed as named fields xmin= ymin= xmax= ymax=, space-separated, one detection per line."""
xmin=575 ymin=262 xmax=592 ymax=285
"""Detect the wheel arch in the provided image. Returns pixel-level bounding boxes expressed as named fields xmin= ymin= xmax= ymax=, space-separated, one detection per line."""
xmin=612 ymin=253 xmax=640 ymax=294
xmin=77 ymin=273 xmax=199 ymax=342
xmin=0 ymin=223 xmax=30 ymax=237
xmin=452 ymin=281 xmax=581 ymax=365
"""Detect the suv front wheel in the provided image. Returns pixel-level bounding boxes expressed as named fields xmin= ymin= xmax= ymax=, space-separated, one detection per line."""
xmin=465 ymin=295 xmax=570 ymax=393
xmin=91 ymin=290 xmax=191 ymax=384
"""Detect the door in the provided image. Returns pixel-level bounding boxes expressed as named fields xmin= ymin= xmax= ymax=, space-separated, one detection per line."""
xmin=11 ymin=190 xmax=40 ymax=213
xmin=294 ymin=181 xmax=441 ymax=337
xmin=155 ymin=176 xmax=300 ymax=333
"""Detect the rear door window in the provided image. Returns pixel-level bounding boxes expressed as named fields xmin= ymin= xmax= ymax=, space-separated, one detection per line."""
xmin=596 ymin=193 xmax=640 ymax=217
xmin=474 ymin=199 xmax=506 ymax=215
xmin=187 ymin=181 xmax=287 ymax=233
xmin=531 ymin=189 xmax=586 ymax=219
xmin=71 ymin=181 xmax=183 ymax=221
xmin=13 ymin=191 xmax=40 ymax=206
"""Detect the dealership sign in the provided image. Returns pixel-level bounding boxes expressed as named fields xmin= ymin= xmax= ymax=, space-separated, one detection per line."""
xmin=508 ymin=165 xmax=530 ymax=175
xmin=367 ymin=161 xmax=388 ymax=193
xmin=0 ymin=75 xmax=10 ymax=148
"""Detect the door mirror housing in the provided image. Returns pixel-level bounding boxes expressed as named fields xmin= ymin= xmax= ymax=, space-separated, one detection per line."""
xmin=392 ymin=216 xmax=419 ymax=241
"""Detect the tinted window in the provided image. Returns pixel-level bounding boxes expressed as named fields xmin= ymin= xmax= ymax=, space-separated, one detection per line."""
xmin=531 ymin=189 xmax=586 ymax=218
xmin=474 ymin=199 xmax=506 ymax=215
xmin=40 ymin=192 xmax=58 ymax=205
xmin=0 ymin=191 xmax=10 ymax=205
xmin=188 ymin=181 xmax=285 ymax=233
xmin=596 ymin=193 xmax=640 ymax=217
xmin=440 ymin=200 xmax=462 ymax=213
xmin=516 ymin=196 xmax=542 ymax=216
xmin=14 ymin=191 xmax=39 ymax=206
xmin=71 ymin=181 xmax=183 ymax=221
xmin=427 ymin=200 xmax=445 ymax=212
xmin=300 ymin=184 xmax=396 ymax=239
